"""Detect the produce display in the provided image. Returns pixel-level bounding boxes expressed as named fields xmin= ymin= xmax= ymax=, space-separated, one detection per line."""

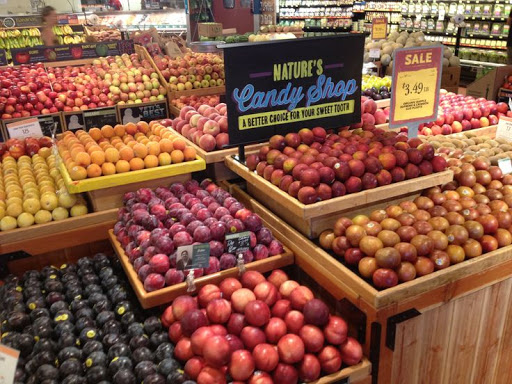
xmin=418 ymin=92 xmax=509 ymax=136
xmin=84 ymin=26 xmax=122 ymax=42
xmin=161 ymin=269 xmax=363 ymax=382
xmin=152 ymin=53 xmax=224 ymax=91
xmin=245 ymin=126 xmax=447 ymax=204
xmin=422 ymin=132 xmax=512 ymax=165
xmin=162 ymin=103 xmax=228 ymax=151
xmin=57 ymin=121 xmax=196 ymax=181
xmin=114 ymin=180 xmax=283 ymax=292
xmin=0 ymin=137 xmax=88 ymax=231
xmin=319 ymin=152 xmax=512 ymax=289
xmin=170 ymin=95 xmax=220 ymax=110
xmin=362 ymin=75 xmax=391 ymax=101
xmin=501 ymin=74 xmax=512 ymax=90
xmin=0 ymin=53 xmax=166 ymax=120
xmin=0 ymin=254 xmax=187 ymax=384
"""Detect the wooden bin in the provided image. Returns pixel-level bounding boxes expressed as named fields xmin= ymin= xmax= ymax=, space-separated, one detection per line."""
xmin=224 ymin=155 xmax=453 ymax=238
xmin=228 ymin=182 xmax=512 ymax=384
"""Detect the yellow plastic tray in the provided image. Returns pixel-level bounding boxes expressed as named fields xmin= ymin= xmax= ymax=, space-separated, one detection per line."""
xmin=59 ymin=156 xmax=206 ymax=193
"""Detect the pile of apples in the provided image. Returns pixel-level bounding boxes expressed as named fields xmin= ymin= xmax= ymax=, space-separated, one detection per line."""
xmin=153 ymin=53 xmax=224 ymax=92
xmin=320 ymin=153 xmax=512 ymax=289
xmin=161 ymin=103 xmax=228 ymax=152
xmin=418 ymin=92 xmax=509 ymax=136
xmin=170 ymin=95 xmax=220 ymax=110
xmin=0 ymin=137 xmax=88 ymax=231
xmin=161 ymin=270 xmax=363 ymax=383
xmin=57 ymin=121 xmax=196 ymax=181
xmin=0 ymin=54 xmax=166 ymax=120
xmin=245 ymin=128 xmax=447 ymax=205
xmin=501 ymin=75 xmax=512 ymax=90
xmin=114 ymin=180 xmax=284 ymax=292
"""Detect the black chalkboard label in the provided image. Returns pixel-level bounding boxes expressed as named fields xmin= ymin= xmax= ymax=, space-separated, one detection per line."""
xmin=225 ymin=231 xmax=251 ymax=254
xmin=64 ymin=111 xmax=85 ymax=132
xmin=176 ymin=244 xmax=211 ymax=270
xmin=83 ymin=107 xmax=119 ymax=130
xmin=38 ymin=115 xmax=64 ymax=137
xmin=222 ymin=35 xmax=363 ymax=146
xmin=118 ymin=101 xmax=168 ymax=124
xmin=0 ymin=50 xmax=7 ymax=66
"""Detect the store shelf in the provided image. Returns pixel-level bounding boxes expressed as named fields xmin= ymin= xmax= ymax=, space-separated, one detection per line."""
xmin=304 ymin=26 xmax=352 ymax=32
xmin=460 ymin=59 xmax=506 ymax=67
xmin=465 ymin=34 xmax=507 ymax=40
xmin=464 ymin=16 xmax=507 ymax=21
xmin=364 ymin=9 xmax=401 ymax=12
xmin=402 ymin=29 xmax=458 ymax=36
xmin=460 ymin=44 xmax=507 ymax=50
xmin=280 ymin=16 xmax=352 ymax=19
xmin=280 ymin=4 xmax=353 ymax=7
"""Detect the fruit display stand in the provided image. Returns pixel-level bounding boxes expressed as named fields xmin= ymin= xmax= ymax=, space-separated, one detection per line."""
xmin=58 ymin=157 xmax=206 ymax=211
xmin=225 ymin=155 xmax=453 ymax=238
xmin=134 ymin=44 xmax=170 ymax=91
xmin=227 ymin=182 xmax=512 ymax=384
xmin=167 ymin=85 xmax=226 ymax=103
xmin=375 ymin=99 xmax=390 ymax=109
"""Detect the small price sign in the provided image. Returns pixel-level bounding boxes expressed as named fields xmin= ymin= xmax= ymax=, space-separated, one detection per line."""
xmin=371 ymin=18 xmax=387 ymax=40
xmin=369 ymin=48 xmax=381 ymax=59
xmin=225 ymin=231 xmax=251 ymax=254
xmin=176 ymin=244 xmax=211 ymax=270
xmin=496 ymin=116 xmax=512 ymax=141
xmin=0 ymin=344 xmax=20 ymax=384
xmin=498 ymin=158 xmax=512 ymax=174
xmin=6 ymin=118 xmax=43 ymax=139
xmin=390 ymin=46 xmax=443 ymax=137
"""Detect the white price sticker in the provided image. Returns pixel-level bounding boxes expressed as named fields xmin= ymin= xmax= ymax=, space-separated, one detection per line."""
xmin=498 ymin=158 xmax=512 ymax=174
xmin=496 ymin=116 xmax=512 ymax=141
xmin=0 ymin=344 xmax=19 ymax=384
xmin=369 ymin=48 xmax=381 ymax=58
xmin=6 ymin=118 xmax=43 ymax=139
xmin=438 ymin=8 xmax=446 ymax=21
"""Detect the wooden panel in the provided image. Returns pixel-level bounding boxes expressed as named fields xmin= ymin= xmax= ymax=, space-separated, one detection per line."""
xmin=388 ymin=277 xmax=512 ymax=384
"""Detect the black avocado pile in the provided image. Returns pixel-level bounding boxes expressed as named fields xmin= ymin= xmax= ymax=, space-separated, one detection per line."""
xmin=0 ymin=253 xmax=196 ymax=384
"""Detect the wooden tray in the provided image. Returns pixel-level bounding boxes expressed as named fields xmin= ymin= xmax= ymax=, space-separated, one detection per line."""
xmin=59 ymin=156 xmax=205 ymax=194
xmin=109 ymin=231 xmax=294 ymax=309
xmin=225 ymin=156 xmax=454 ymax=238
xmin=168 ymin=85 xmax=225 ymax=100
xmin=0 ymin=209 xmax=117 ymax=255
xmin=375 ymin=98 xmax=390 ymax=109
xmin=311 ymin=359 xmax=371 ymax=384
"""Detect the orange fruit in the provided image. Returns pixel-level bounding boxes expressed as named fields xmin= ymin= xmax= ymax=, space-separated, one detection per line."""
xmin=115 ymin=160 xmax=130 ymax=173
xmin=101 ymin=162 xmax=116 ymax=175
xmin=124 ymin=122 xmax=137 ymax=135
xmin=159 ymin=138 xmax=173 ymax=153
xmin=101 ymin=125 xmax=115 ymax=138
xmin=123 ymin=135 xmax=134 ymax=144
xmin=89 ymin=128 xmax=102 ymax=141
xmin=90 ymin=150 xmax=106 ymax=165
xmin=158 ymin=152 xmax=171 ymax=166
xmin=144 ymin=155 xmax=159 ymax=168
xmin=114 ymin=142 xmax=124 ymax=151
xmin=69 ymin=165 xmax=87 ymax=180
xmin=129 ymin=157 xmax=145 ymax=171
xmin=170 ymin=150 xmax=184 ymax=164
xmin=119 ymin=146 xmax=134 ymax=161
xmin=87 ymin=163 xmax=102 ymax=178
xmin=147 ymin=141 xmax=160 ymax=156
xmin=183 ymin=147 xmax=196 ymax=161
xmin=136 ymin=121 xmax=150 ymax=134
xmin=173 ymin=138 xmax=187 ymax=151
xmin=127 ymin=141 xmax=137 ymax=149
xmin=104 ymin=147 xmax=120 ymax=163
xmin=113 ymin=124 xmax=126 ymax=137
xmin=133 ymin=143 xmax=148 ymax=159
xmin=134 ymin=132 xmax=144 ymax=140
xmin=75 ymin=152 xmax=91 ymax=167
xmin=110 ymin=137 xmax=122 ymax=146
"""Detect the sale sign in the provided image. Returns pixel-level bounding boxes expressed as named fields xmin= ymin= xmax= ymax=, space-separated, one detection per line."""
xmin=223 ymin=35 xmax=363 ymax=146
xmin=389 ymin=46 xmax=443 ymax=136
xmin=371 ymin=18 xmax=387 ymax=40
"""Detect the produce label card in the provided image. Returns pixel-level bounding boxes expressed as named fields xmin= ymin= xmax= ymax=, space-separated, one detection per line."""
xmin=83 ymin=106 xmax=119 ymax=131
xmin=222 ymin=35 xmax=363 ymax=146
xmin=498 ymin=158 xmax=512 ymax=174
xmin=390 ymin=46 xmax=443 ymax=129
xmin=372 ymin=18 xmax=388 ymax=40
xmin=6 ymin=117 xmax=43 ymax=139
xmin=176 ymin=244 xmax=210 ymax=270
xmin=225 ymin=231 xmax=251 ymax=254
xmin=0 ymin=344 xmax=19 ymax=384
xmin=496 ymin=116 xmax=512 ymax=141
xmin=0 ymin=49 xmax=7 ymax=66
xmin=118 ymin=101 xmax=168 ymax=124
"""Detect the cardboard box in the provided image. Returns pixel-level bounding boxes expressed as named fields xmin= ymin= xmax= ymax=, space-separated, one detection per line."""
xmin=198 ymin=23 xmax=223 ymax=37
xmin=466 ymin=65 xmax=512 ymax=101
xmin=441 ymin=66 xmax=461 ymax=88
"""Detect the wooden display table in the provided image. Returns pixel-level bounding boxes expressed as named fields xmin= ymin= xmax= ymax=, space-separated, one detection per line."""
xmin=228 ymin=182 xmax=512 ymax=384
xmin=225 ymin=155 xmax=453 ymax=238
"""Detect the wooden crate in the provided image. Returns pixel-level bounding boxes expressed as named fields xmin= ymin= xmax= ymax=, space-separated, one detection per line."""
xmin=0 ymin=209 xmax=117 ymax=255
xmin=168 ymin=85 xmax=225 ymax=101
xmin=224 ymin=156 xmax=453 ymax=238
xmin=86 ymin=173 xmax=192 ymax=212
xmin=228 ymin=182 xmax=512 ymax=384
xmin=375 ymin=98 xmax=390 ymax=109
xmin=59 ymin=156 xmax=205 ymax=194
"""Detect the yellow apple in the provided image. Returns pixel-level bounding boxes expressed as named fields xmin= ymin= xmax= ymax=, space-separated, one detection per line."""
xmin=23 ymin=198 xmax=41 ymax=215
xmin=70 ymin=204 xmax=88 ymax=217
xmin=0 ymin=216 xmax=17 ymax=231
xmin=52 ymin=207 xmax=69 ymax=221
xmin=34 ymin=210 xmax=53 ymax=224
xmin=6 ymin=203 xmax=22 ymax=218
xmin=40 ymin=193 xmax=59 ymax=211
xmin=58 ymin=192 xmax=77 ymax=209
xmin=17 ymin=212 xmax=35 ymax=228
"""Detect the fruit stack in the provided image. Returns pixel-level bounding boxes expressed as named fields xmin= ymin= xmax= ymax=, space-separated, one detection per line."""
xmin=418 ymin=92 xmax=509 ymax=136
xmin=170 ymin=94 xmax=220 ymax=110
xmin=362 ymin=74 xmax=391 ymax=101
xmin=162 ymin=103 xmax=228 ymax=152
xmin=245 ymin=128 xmax=447 ymax=204
xmin=153 ymin=53 xmax=225 ymax=92
xmin=0 ymin=137 xmax=88 ymax=232
xmin=0 ymin=254 xmax=187 ymax=384
xmin=57 ymin=121 xmax=196 ymax=181
xmin=319 ymin=155 xmax=512 ymax=289
xmin=114 ymin=180 xmax=284 ymax=292
xmin=161 ymin=270 xmax=363 ymax=383
xmin=0 ymin=54 xmax=166 ymax=120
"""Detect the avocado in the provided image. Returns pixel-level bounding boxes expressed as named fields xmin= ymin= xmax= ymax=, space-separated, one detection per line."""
xmin=113 ymin=369 xmax=136 ymax=384
xmin=144 ymin=316 xmax=162 ymax=335
xmin=155 ymin=343 xmax=174 ymax=362
xmin=135 ymin=360 xmax=157 ymax=381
